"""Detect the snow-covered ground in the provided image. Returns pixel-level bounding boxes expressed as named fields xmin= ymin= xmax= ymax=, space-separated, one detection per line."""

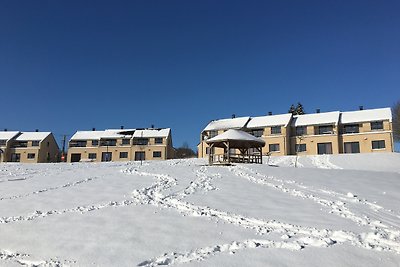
xmin=1 ymin=153 xmax=400 ymax=266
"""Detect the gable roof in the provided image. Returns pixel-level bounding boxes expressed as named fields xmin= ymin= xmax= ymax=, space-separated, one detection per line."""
xmin=70 ymin=130 xmax=133 ymax=140
xmin=203 ymin=117 xmax=250 ymax=131
xmin=340 ymin=107 xmax=392 ymax=124
xmin=247 ymin=113 xmax=292 ymax=128
xmin=15 ymin=132 xmax=51 ymax=141
xmin=292 ymin=111 xmax=340 ymax=127
xmin=0 ymin=131 xmax=20 ymax=141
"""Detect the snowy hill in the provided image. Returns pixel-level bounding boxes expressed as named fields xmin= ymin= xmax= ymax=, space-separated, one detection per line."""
xmin=1 ymin=154 xmax=400 ymax=266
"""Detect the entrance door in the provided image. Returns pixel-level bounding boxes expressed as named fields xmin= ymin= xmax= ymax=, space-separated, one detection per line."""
xmin=317 ymin=143 xmax=333 ymax=155
xmin=344 ymin=142 xmax=360 ymax=153
xmin=102 ymin=152 xmax=112 ymax=162
xmin=11 ymin=153 xmax=21 ymax=162
xmin=135 ymin=151 xmax=145 ymax=161
xmin=70 ymin=153 xmax=81 ymax=162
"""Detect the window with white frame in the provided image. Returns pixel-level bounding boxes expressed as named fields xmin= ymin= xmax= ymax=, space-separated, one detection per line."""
xmin=372 ymin=140 xmax=385 ymax=149
xmin=153 ymin=151 xmax=162 ymax=158
xmin=370 ymin=121 xmax=384 ymax=131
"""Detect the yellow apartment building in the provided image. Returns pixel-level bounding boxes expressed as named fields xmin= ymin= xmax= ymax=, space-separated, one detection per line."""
xmin=198 ymin=107 xmax=394 ymax=158
xmin=0 ymin=131 xmax=60 ymax=163
xmin=67 ymin=128 xmax=174 ymax=162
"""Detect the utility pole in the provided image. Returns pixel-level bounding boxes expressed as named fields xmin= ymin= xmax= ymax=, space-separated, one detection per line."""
xmin=61 ymin=135 xmax=67 ymax=162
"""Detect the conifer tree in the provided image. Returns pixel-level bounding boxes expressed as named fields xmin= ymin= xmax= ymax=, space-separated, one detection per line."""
xmin=296 ymin=102 xmax=306 ymax=115
xmin=393 ymin=101 xmax=400 ymax=142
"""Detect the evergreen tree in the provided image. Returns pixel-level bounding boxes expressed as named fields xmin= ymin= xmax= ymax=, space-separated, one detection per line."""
xmin=288 ymin=104 xmax=296 ymax=114
xmin=393 ymin=101 xmax=400 ymax=142
xmin=296 ymin=102 xmax=306 ymax=115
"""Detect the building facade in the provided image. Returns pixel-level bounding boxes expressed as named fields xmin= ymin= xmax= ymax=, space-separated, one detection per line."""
xmin=0 ymin=131 xmax=60 ymax=163
xmin=198 ymin=107 xmax=394 ymax=158
xmin=67 ymin=128 xmax=174 ymax=163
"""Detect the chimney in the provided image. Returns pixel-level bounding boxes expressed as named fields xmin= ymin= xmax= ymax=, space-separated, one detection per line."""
xmin=268 ymin=112 xmax=272 ymax=116
xmin=232 ymin=114 xmax=236 ymax=119
xmin=151 ymin=124 xmax=154 ymax=128
xmin=92 ymin=128 xmax=96 ymax=131
xmin=35 ymin=129 xmax=39 ymax=132
xmin=359 ymin=106 xmax=364 ymax=110
xmin=120 ymin=126 xmax=124 ymax=129
xmin=4 ymin=129 xmax=7 ymax=131
xmin=316 ymin=109 xmax=320 ymax=113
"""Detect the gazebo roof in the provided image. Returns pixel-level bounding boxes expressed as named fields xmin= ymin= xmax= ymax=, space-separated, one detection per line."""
xmin=206 ymin=129 xmax=265 ymax=148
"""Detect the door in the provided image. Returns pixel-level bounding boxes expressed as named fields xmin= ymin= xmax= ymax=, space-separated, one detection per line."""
xmin=135 ymin=151 xmax=145 ymax=161
xmin=317 ymin=143 xmax=333 ymax=155
xmin=11 ymin=153 xmax=21 ymax=162
xmin=102 ymin=152 xmax=112 ymax=162
xmin=344 ymin=142 xmax=360 ymax=153
xmin=70 ymin=153 xmax=81 ymax=162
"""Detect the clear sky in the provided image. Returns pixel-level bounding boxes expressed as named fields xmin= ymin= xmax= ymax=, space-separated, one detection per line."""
xmin=1 ymin=1 xmax=399 ymax=150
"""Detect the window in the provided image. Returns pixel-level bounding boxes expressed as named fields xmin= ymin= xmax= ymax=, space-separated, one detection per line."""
xmin=0 ymin=140 xmax=6 ymax=146
xmin=155 ymin=137 xmax=163 ymax=144
xmin=209 ymin=131 xmax=218 ymax=138
xmin=317 ymin=125 xmax=333 ymax=135
xmin=32 ymin=141 xmax=40 ymax=146
xmin=47 ymin=142 xmax=49 ymax=147
xmin=317 ymin=143 xmax=333 ymax=154
xmin=101 ymin=140 xmax=116 ymax=146
xmin=269 ymin=144 xmax=280 ymax=152
xmin=344 ymin=124 xmax=359 ymax=134
xmin=296 ymin=126 xmax=307 ymax=136
xmin=372 ymin=140 xmax=385 ymax=149
xmin=371 ymin=121 xmax=383 ymax=131
xmin=344 ymin=142 xmax=360 ymax=153
xmin=122 ymin=139 xmax=131 ymax=145
xmin=92 ymin=140 xmax=99 ymax=146
xmin=88 ymin=153 xmax=97 ymax=159
xmin=27 ymin=153 xmax=36 ymax=159
xmin=120 ymin=152 xmax=128 ymax=158
xmin=295 ymin=144 xmax=306 ymax=152
xmin=153 ymin=151 xmax=162 ymax=158
xmin=271 ymin=126 xmax=281 ymax=135
xmin=11 ymin=153 xmax=21 ymax=162
xmin=251 ymin=129 xmax=263 ymax=137
xmin=133 ymin=138 xmax=149 ymax=145
xmin=70 ymin=141 xmax=87 ymax=147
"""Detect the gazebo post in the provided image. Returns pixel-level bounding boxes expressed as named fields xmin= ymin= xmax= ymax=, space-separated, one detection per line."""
xmin=209 ymin=143 xmax=214 ymax=165
xmin=227 ymin=141 xmax=230 ymax=164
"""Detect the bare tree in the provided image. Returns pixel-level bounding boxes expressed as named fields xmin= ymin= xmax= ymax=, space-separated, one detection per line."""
xmin=393 ymin=101 xmax=400 ymax=142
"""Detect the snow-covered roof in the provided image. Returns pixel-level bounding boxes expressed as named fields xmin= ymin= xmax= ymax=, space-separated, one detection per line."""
xmin=206 ymin=129 xmax=265 ymax=145
xmin=203 ymin=117 xmax=250 ymax=131
xmin=0 ymin=131 xmax=20 ymax=141
xmin=292 ymin=111 xmax=340 ymax=127
xmin=340 ymin=107 xmax=392 ymax=124
xmin=70 ymin=130 xmax=133 ymax=141
xmin=247 ymin=113 xmax=292 ymax=128
xmin=133 ymin=128 xmax=170 ymax=138
xmin=15 ymin=132 xmax=51 ymax=141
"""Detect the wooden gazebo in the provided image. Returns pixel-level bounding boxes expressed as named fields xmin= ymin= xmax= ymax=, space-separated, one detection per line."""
xmin=205 ymin=129 xmax=265 ymax=165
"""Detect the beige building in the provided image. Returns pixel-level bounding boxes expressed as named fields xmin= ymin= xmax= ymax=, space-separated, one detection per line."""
xmin=67 ymin=128 xmax=174 ymax=162
xmin=198 ymin=107 xmax=394 ymax=157
xmin=0 ymin=131 xmax=60 ymax=163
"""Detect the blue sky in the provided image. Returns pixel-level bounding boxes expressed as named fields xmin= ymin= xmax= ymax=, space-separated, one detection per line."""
xmin=0 ymin=1 xmax=399 ymax=150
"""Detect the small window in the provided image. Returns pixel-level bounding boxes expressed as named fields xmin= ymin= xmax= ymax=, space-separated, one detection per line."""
xmin=88 ymin=153 xmax=97 ymax=159
xmin=295 ymin=144 xmax=306 ymax=152
xmin=269 ymin=144 xmax=280 ymax=152
xmin=371 ymin=121 xmax=383 ymax=131
xmin=92 ymin=140 xmax=99 ymax=146
xmin=27 ymin=153 xmax=36 ymax=159
xmin=153 ymin=151 xmax=162 ymax=158
xmin=120 ymin=152 xmax=128 ymax=158
xmin=122 ymin=139 xmax=131 ymax=145
xmin=47 ymin=142 xmax=50 ymax=147
xmin=155 ymin=137 xmax=163 ymax=144
xmin=0 ymin=140 xmax=6 ymax=146
xmin=344 ymin=124 xmax=359 ymax=134
xmin=296 ymin=126 xmax=307 ymax=136
xmin=32 ymin=141 xmax=40 ymax=147
xmin=317 ymin=125 xmax=333 ymax=135
xmin=372 ymin=140 xmax=385 ymax=149
xmin=271 ymin=126 xmax=281 ymax=135
xmin=251 ymin=129 xmax=263 ymax=137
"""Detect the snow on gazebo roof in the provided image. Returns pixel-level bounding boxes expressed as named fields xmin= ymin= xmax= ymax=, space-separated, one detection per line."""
xmin=206 ymin=129 xmax=265 ymax=148
xmin=247 ymin=113 xmax=292 ymax=128
xmin=340 ymin=107 xmax=392 ymax=124
xmin=292 ymin=111 xmax=340 ymax=126
xmin=203 ymin=117 xmax=250 ymax=131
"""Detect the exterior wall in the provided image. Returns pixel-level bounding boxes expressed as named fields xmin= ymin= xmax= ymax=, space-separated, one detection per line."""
xmin=340 ymin=121 xmax=393 ymax=153
xmin=259 ymin=126 xmax=290 ymax=156
xmin=290 ymin=125 xmax=339 ymax=155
